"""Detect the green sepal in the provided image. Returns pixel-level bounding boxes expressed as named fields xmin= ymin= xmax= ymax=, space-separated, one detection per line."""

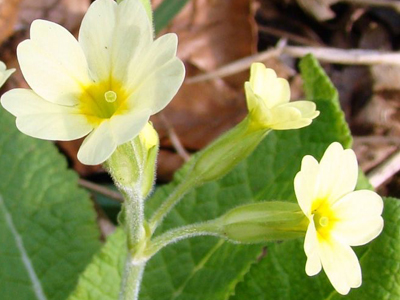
xmin=219 ymin=201 xmax=308 ymax=243
xmin=188 ymin=116 xmax=270 ymax=186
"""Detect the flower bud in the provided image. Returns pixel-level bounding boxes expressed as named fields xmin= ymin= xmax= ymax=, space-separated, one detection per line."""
xmin=138 ymin=122 xmax=159 ymax=198
xmin=218 ymin=201 xmax=308 ymax=243
xmin=105 ymin=122 xmax=159 ymax=198
xmin=187 ymin=116 xmax=269 ymax=185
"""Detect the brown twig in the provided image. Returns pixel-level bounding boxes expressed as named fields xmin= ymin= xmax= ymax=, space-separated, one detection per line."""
xmin=159 ymin=112 xmax=191 ymax=162
xmin=93 ymin=200 xmax=116 ymax=239
xmin=186 ymin=46 xmax=283 ymax=84
xmin=187 ymin=45 xmax=400 ymax=84
xmin=79 ymin=178 xmax=124 ymax=203
xmin=367 ymin=150 xmax=400 ymax=189
xmin=354 ymin=135 xmax=400 ymax=145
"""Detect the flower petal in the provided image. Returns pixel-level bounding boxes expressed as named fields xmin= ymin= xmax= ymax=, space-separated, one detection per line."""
xmin=249 ymin=63 xmax=290 ymax=107
xmin=244 ymin=82 xmax=274 ymax=126
xmin=78 ymin=0 xmax=116 ymax=82
xmin=278 ymin=101 xmax=320 ymax=119
xmin=79 ymin=0 xmax=153 ymax=83
xmin=332 ymin=190 xmax=384 ymax=246
xmin=316 ymin=142 xmax=358 ymax=203
xmin=304 ymin=220 xmax=322 ymax=276
xmin=125 ymin=33 xmax=179 ymax=92
xmin=244 ymin=81 xmax=258 ymax=113
xmin=110 ymin=109 xmax=151 ymax=145
xmin=112 ymin=0 xmax=153 ymax=82
xmin=18 ymin=20 xmax=90 ymax=106
xmin=319 ymin=239 xmax=362 ymax=295
xmin=1 ymin=89 xmax=93 ymax=140
xmin=129 ymin=57 xmax=185 ymax=114
xmin=268 ymin=105 xmax=312 ymax=130
xmin=295 ymin=155 xmax=320 ymax=216
xmin=77 ymin=108 xmax=152 ymax=165
xmin=78 ymin=120 xmax=117 ymax=165
xmin=0 ymin=61 xmax=15 ymax=88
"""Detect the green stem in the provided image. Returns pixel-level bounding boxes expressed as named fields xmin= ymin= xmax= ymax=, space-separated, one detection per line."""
xmin=121 ymin=188 xmax=145 ymax=251
xmin=145 ymin=220 xmax=222 ymax=258
xmin=148 ymin=177 xmax=196 ymax=233
xmin=105 ymin=142 xmax=148 ymax=300
xmin=118 ymin=187 xmax=148 ymax=300
xmin=119 ymin=257 xmax=146 ymax=300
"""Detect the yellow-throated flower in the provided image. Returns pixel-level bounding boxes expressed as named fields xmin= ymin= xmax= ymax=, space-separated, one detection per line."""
xmin=1 ymin=0 xmax=185 ymax=165
xmin=245 ymin=63 xmax=319 ymax=130
xmin=294 ymin=142 xmax=383 ymax=295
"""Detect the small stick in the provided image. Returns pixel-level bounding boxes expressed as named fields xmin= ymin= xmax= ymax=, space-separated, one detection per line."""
xmin=79 ymin=178 xmax=124 ymax=203
xmin=186 ymin=46 xmax=283 ymax=84
xmin=354 ymin=135 xmax=400 ymax=145
xmin=159 ymin=112 xmax=191 ymax=162
xmin=284 ymin=46 xmax=400 ymax=65
xmin=367 ymin=150 xmax=400 ymax=188
xmin=187 ymin=46 xmax=400 ymax=84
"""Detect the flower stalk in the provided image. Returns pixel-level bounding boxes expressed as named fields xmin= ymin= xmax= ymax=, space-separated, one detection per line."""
xmin=148 ymin=116 xmax=270 ymax=233
xmin=149 ymin=177 xmax=196 ymax=233
xmin=105 ymin=130 xmax=158 ymax=299
xmin=119 ymin=259 xmax=146 ymax=300
xmin=147 ymin=201 xmax=309 ymax=259
xmin=145 ymin=220 xmax=222 ymax=258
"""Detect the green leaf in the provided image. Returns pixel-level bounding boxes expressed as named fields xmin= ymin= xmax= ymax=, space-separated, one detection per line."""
xmin=153 ymin=0 xmax=190 ymax=34
xmin=68 ymin=229 xmax=127 ymax=300
xmin=230 ymin=197 xmax=400 ymax=300
xmin=0 ymin=108 xmax=101 ymax=300
xmin=69 ymin=54 xmax=354 ymax=300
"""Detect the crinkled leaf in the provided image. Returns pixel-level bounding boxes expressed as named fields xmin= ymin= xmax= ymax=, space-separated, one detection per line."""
xmin=0 ymin=108 xmax=100 ymax=300
xmin=68 ymin=229 xmax=127 ymax=300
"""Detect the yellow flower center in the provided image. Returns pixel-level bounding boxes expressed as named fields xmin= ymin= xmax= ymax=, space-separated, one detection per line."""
xmin=312 ymin=198 xmax=337 ymax=242
xmin=78 ymin=79 xmax=129 ymax=126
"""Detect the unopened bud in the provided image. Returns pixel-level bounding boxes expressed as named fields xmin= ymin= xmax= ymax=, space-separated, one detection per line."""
xmin=138 ymin=122 xmax=159 ymax=198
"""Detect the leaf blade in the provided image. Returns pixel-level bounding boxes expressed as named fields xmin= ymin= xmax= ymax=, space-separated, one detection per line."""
xmin=0 ymin=108 xmax=101 ymax=300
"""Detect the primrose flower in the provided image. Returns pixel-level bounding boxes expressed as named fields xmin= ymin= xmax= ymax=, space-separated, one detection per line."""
xmin=245 ymin=63 xmax=319 ymax=130
xmin=1 ymin=0 xmax=185 ymax=165
xmin=0 ymin=61 xmax=15 ymax=88
xmin=294 ymin=142 xmax=384 ymax=295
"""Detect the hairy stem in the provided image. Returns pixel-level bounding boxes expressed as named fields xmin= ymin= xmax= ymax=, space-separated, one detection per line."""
xmin=145 ymin=220 xmax=222 ymax=258
xmin=119 ymin=257 xmax=145 ymax=300
xmin=148 ymin=178 xmax=196 ymax=233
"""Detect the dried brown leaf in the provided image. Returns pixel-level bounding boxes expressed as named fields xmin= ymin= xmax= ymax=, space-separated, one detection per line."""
xmin=18 ymin=0 xmax=90 ymax=33
xmin=0 ymin=0 xmax=22 ymax=44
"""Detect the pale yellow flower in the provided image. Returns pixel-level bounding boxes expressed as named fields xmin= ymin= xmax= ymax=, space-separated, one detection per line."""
xmin=245 ymin=63 xmax=319 ymax=130
xmin=294 ymin=142 xmax=384 ymax=295
xmin=1 ymin=0 xmax=185 ymax=165
xmin=0 ymin=61 xmax=15 ymax=88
